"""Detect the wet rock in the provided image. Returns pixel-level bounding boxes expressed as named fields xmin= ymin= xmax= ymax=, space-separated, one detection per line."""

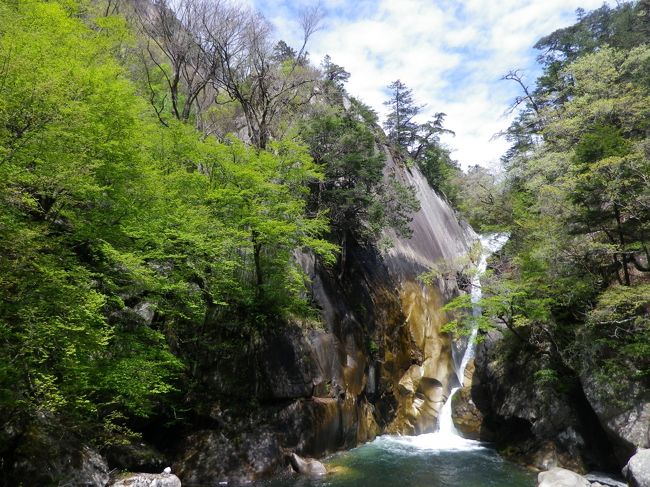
xmin=289 ymin=453 xmax=326 ymax=476
xmin=451 ymin=382 xmax=484 ymax=440
xmin=109 ymin=470 xmax=181 ymax=487
xmin=584 ymin=472 xmax=628 ymax=487
xmin=623 ymin=449 xmax=650 ymax=487
xmin=64 ymin=445 xmax=110 ymax=487
xmin=398 ymin=365 xmax=423 ymax=396
xmin=537 ymin=467 xmax=590 ymax=487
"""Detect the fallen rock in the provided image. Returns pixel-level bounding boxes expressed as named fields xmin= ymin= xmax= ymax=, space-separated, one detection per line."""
xmin=289 ymin=453 xmax=326 ymax=476
xmin=109 ymin=469 xmax=181 ymax=487
xmin=623 ymin=449 xmax=650 ymax=487
xmin=538 ymin=467 xmax=590 ymax=487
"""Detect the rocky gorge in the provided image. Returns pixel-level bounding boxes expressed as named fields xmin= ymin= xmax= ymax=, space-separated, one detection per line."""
xmin=8 ymin=146 xmax=647 ymax=487
xmin=2 ymin=1 xmax=649 ymax=486
xmin=451 ymin=308 xmax=650 ymax=485
xmin=172 ymin=149 xmax=478 ymax=484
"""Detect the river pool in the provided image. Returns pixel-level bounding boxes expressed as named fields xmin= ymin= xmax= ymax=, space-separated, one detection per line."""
xmin=255 ymin=433 xmax=536 ymax=487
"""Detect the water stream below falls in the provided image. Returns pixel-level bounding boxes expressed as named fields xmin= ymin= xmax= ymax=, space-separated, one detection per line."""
xmin=257 ymin=435 xmax=535 ymax=487
xmin=254 ymin=234 xmax=535 ymax=487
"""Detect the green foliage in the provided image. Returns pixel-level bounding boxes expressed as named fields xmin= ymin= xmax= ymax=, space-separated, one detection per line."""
xmin=301 ymin=103 xmax=418 ymax=243
xmin=381 ymin=81 xmax=460 ymax=201
xmin=206 ymin=135 xmax=336 ymax=314
xmin=533 ymin=368 xmax=560 ymax=386
xmin=383 ymin=80 xmax=422 ymax=150
xmin=572 ymin=125 xmax=630 ymax=166
xmin=0 ymin=0 xmax=337 ymax=452
xmin=0 ymin=0 xmax=184 ymax=431
xmin=483 ymin=3 xmax=650 ymax=402
xmin=417 ymin=143 xmax=460 ymax=203
xmin=455 ymin=165 xmax=512 ymax=232
xmin=583 ymin=284 xmax=650 ymax=380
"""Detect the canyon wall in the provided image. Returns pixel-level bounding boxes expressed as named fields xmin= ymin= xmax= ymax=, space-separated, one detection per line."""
xmin=175 ymin=149 xmax=477 ymax=483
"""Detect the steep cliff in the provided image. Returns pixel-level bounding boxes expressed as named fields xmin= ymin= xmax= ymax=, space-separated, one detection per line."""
xmin=174 ymin=149 xmax=476 ymax=483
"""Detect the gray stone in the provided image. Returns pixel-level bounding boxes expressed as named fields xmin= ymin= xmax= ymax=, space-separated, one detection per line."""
xmin=176 ymin=428 xmax=284 ymax=484
xmin=133 ymin=302 xmax=155 ymax=324
xmin=538 ymin=467 xmax=590 ymax=487
xmin=68 ymin=446 xmax=110 ymax=487
xmin=6 ymin=420 xmax=109 ymax=487
xmin=623 ymin=449 xmax=650 ymax=487
xmin=472 ymin=332 xmax=599 ymax=472
xmin=579 ymin=353 xmax=650 ymax=462
xmin=109 ymin=471 xmax=181 ymax=487
xmin=289 ymin=453 xmax=327 ymax=476
xmin=584 ymin=472 xmax=628 ymax=487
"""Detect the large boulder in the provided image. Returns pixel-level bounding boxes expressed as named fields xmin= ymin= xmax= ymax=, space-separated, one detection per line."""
xmin=623 ymin=449 xmax=650 ymax=487
xmin=289 ymin=453 xmax=326 ymax=476
xmin=583 ymin=472 xmax=628 ymax=487
xmin=175 ymin=428 xmax=283 ymax=484
xmin=2 ymin=419 xmax=109 ymax=487
xmin=537 ymin=467 xmax=590 ymax=487
xmin=580 ymin=373 xmax=650 ymax=463
xmin=451 ymin=360 xmax=485 ymax=440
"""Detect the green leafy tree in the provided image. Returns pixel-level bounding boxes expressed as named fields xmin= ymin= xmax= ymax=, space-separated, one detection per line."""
xmin=480 ymin=7 xmax=650 ymax=406
xmin=0 ymin=0 xmax=184 ymax=438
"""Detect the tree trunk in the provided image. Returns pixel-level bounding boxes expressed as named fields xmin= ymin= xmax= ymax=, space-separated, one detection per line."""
xmin=252 ymin=231 xmax=263 ymax=296
xmin=614 ymin=204 xmax=630 ymax=286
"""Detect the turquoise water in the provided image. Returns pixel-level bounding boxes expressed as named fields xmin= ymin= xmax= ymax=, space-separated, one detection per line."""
xmin=256 ymin=433 xmax=536 ymax=487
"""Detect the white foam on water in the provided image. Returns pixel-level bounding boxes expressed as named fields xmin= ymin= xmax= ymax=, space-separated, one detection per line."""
xmin=373 ymin=432 xmax=486 ymax=453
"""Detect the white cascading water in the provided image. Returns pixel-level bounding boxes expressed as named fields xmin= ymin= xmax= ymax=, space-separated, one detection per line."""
xmin=382 ymin=234 xmax=508 ymax=452
xmin=436 ymin=233 xmax=509 ymax=439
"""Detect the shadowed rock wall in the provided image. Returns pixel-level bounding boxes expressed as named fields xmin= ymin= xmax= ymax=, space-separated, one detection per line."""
xmin=175 ymin=150 xmax=477 ymax=483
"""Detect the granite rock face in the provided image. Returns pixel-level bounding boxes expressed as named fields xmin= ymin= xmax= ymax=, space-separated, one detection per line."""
xmin=5 ymin=149 xmax=476 ymax=485
xmin=1 ymin=420 xmax=109 ymax=487
xmin=173 ymin=150 xmax=477 ymax=484
xmin=624 ymin=449 xmax=650 ymax=487
xmin=580 ymin=373 xmax=650 ymax=464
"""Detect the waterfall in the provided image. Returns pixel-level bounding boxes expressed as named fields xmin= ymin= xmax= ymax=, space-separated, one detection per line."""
xmin=437 ymin=233 xmax=509 ymax=438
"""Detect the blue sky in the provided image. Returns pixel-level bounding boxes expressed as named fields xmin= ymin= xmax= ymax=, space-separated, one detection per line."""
xmin=250 ymin=0 xmax=609 ymax=169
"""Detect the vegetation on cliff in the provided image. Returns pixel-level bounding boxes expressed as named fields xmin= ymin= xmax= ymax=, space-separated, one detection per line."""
xmin=0 ymin=0 xmax=449 ymax=479
xmin=448 ymin=0 xmax=649 ymax=436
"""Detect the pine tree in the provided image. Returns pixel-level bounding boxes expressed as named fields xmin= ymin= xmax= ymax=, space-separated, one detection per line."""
xmin=383 ymin=80 xmax=422 ymax=150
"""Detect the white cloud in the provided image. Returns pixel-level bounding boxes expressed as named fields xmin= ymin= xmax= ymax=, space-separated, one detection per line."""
xmin=254 ymin=0 xmax=608 ymax=169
